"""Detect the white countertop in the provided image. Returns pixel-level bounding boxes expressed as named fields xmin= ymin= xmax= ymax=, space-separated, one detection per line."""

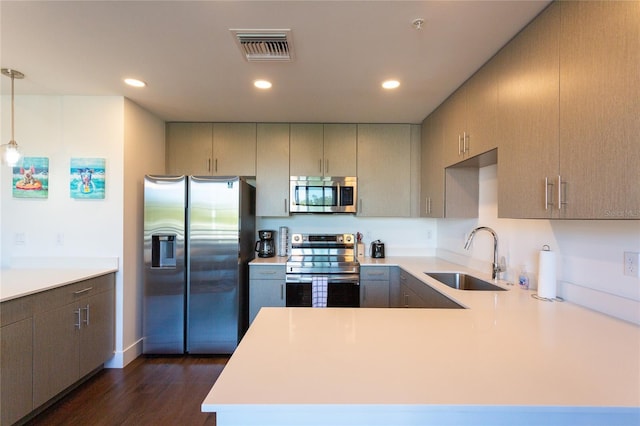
xmin=204 ymin=257 xmax=640 ymax=426
xmin=1 ymin=267 xmax=118 ymax=302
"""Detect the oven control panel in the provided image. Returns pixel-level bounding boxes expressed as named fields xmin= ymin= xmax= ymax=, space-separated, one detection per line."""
xmin=291 ymin=233 xmax=354 ymax=246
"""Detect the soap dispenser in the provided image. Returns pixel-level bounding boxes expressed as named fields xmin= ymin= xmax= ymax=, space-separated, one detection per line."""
xmin=518 ymin=265 xmax=530 ymax=290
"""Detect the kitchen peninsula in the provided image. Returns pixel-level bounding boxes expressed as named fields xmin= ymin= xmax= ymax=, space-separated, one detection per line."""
xmin=202 ymin=257 xmax=640 ymax=426
xmin=0 ymin=262 xmax=117 ymax=425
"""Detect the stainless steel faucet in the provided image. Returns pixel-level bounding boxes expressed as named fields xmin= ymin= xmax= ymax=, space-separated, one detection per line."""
xmin=464 ymin=226 xmax=505 ymax=280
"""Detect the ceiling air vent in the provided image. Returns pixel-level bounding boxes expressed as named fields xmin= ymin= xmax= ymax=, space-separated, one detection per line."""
xmin=231 ymin=29 xmax=294 ymax=62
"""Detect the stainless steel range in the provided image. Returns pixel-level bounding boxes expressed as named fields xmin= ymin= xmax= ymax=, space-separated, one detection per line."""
xmin=285 ymin=233 xmax=360 ymax=307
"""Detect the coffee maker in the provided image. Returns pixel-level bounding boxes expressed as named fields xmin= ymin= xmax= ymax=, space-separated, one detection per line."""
xmin=255 ymin=230 xmax=276 ymax=258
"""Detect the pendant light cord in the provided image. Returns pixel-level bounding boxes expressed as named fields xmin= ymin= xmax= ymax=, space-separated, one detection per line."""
xmin=10 ymin=72 xmax=15 ymax=143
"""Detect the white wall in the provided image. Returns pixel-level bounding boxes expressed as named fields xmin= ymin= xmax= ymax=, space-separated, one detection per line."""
xmin=1 ymin=96 xmax=124 ymax=265
xmin=438 ymin=165 xmax=640 ymax=324
xmin=116 ymin=99 xmax=165 ymax=367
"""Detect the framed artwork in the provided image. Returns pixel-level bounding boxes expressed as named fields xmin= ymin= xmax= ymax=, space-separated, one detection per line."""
xmin=70 ymin=157 xmax=106 ymax=199
xmin=12 ymin=157 xmax=49 ymax=199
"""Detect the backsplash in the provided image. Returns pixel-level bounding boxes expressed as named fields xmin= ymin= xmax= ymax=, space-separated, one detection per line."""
xmin=256 ymin=215 xmax=438 ymax=257
xmin=438 ymin=165 xmax=640 ymax=324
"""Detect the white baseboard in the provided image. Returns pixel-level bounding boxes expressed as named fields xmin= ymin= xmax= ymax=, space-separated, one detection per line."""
xmin=104 ymin=338 xmax=143 ymax=369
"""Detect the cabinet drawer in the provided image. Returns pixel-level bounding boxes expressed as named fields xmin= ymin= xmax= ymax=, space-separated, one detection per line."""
xmin=250 ymin=265 xmax=286 ymax=280
xmin=33 ymin=273 xmax=115 ymax=313
xmin=360 ymin=267 xmax=390 ymax=281
xmin=1 ymin=295 xmax=34 ymax=327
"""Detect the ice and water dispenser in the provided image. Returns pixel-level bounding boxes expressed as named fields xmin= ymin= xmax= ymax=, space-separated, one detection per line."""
xmin=151 ymin=234 xmax=176 ymax=268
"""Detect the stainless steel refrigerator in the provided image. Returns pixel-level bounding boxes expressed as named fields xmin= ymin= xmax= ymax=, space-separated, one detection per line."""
xmin=143 ymin=175 xmax=255 ymax=354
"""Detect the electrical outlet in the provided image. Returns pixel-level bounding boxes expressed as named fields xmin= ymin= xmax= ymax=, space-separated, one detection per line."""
xmin=624 ymin=251 xmax=640 ymax=277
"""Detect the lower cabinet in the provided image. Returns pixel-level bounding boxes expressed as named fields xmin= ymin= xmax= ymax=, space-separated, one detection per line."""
xmin=360 ymin=266 xmax=390 ymax=308
xmin=249 ymin=264 xmax=286 ymax=324
xmin=1 ymin=273 xmax=115 ymax=424
xmin=399 ymin=269 xmax=462 ymax=309
xmin=1 ymin=313 xmax=33 ymax=425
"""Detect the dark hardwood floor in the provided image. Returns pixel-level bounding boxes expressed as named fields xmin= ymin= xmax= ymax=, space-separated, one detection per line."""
xmin=25 ymin=356 xmax=229 ymax=426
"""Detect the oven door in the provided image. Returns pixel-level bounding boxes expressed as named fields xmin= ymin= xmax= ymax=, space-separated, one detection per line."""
xmin=285 ymin=274 xmax=360 ymax=307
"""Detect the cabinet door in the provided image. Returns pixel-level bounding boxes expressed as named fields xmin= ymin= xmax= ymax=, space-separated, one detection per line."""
xmin=357 ymin=124 xmax=411 ymax=217
xmin=166 ymin=123 xmax=213 ymax=175
xmin=441 ymin=87 xmax=467 ymax=167
xmin=290 ymin=124 xmax=324 ymax=176
xmin=79 ymin=288 xmax=115 ymax=377
xmin=465 ymin=58 xmax=498 ymax=157
xmin=558 ymin=1 xmax=640 ymax=219
xmin=33 ymin=303 xmax=80 ymax=408
xmin=360 ymin=267 xmax=390 ymax=308
xmin=496 ymin=2 xmax=560 ymax=219
xmin=323 ymin=124 xmax=357 ymax=176
xmin=256 ymin=123 xmax=290 ymax=217
xmin=421 ymin=110 xmax=445 ymax=218
xmin=249 ymin=280 xmax=285 ymax=324
xmin=1 ymin=318 xmax=33 ymax=426
xmin=212 ymin=123 xmax=257 ymax=176
xmin=360 ymin=281 xmax=390 ymax=308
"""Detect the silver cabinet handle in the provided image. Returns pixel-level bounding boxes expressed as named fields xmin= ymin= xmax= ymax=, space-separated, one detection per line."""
xmin=260 ymin=270 xmax=277 ymax=276
xmin=75 ymin=308 xmax=82 ymax=329
xmin=404 ymin=293 xmax=409 ymax=307
xmin=428 ymin=197 xmax=432 ymax=215
xmin=558 ymin=175 xmax=567 ymax=210
xmin=215 ymin=158 xmax=218 ymax=173
xmin=280 ymin=284 xmax=284 ymax=300
xmin=73 ymin=287 xmax=93 ymax=295
xmin=458 ymin=134 xmax=463 ymax=156
xmin=544 ymin=177 xmax=549 ymax=210
xmin=284 ymin=198 xmax=288 ymax=213
xmin=83 ymin=304 xmax=90 ymax=326
xmin=463 ymin=132 xmax=468 ymax=153
xmin=207 ymin=158 xmax=211 ymax=172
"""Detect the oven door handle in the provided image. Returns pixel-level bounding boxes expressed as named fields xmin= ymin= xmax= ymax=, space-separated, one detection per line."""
xmin=286 ymin=274 xmax=360 ymax=284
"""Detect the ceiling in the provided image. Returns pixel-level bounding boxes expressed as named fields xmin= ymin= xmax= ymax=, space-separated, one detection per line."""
xmin=0 ymin=1 xmax=550 ymax=124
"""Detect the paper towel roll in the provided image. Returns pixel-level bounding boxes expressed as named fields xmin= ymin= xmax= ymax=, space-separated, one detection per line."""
xmin=537 ymin=246 xmax=557 ymax=299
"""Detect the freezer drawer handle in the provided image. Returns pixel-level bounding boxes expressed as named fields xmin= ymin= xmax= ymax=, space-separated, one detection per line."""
xmin=73 ymin=287 xmax=93 ymax=295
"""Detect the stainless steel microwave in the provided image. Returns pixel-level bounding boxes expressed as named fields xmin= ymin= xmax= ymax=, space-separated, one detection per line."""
xmin=290 ymin=176 xmax=357 ymax=213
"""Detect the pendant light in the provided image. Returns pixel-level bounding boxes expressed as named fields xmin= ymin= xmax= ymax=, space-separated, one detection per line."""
xmin=1 ymin=68 xmax=25 ymax=167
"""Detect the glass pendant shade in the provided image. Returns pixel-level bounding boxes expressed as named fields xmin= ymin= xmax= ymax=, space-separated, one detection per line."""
xmin=1 ymin=140 xmax=21 ymax=167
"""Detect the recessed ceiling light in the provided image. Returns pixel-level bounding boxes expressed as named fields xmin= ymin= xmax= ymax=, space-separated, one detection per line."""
xmin=382 ymin=80 xmax=400 ymax=89
xmin=254 ymin=80 xmax=272 ymax=89
xmin=124 ymin=78 xmax=146 ymax=88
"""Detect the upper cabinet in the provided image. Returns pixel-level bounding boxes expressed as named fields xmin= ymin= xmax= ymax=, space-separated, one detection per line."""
xmin=496 ymin=2 xmax=560 ymax=219
xmin=497 ymin=1 xmax=639 ymax=219
xmin=357 ymin=124 xmax=412 ymax=217
xmin=420 ymin=109 xmax=444 ymax=218
xmin=166 ymin=122 xmax=256 ymax=176
xmin=212 ymin=123 xmax=256 ymax=176
xmin=166 ymin=123 xmax=213 ymax=175
xmin=289 ymin=123 xmax=357 ymax=177
xmin=442 ymin=59 xmax=498 ymax=167
xmin=557 ymin=0 xmax=639 ymax=219
xmin=256 ymin=123 xmax=290 ymax=217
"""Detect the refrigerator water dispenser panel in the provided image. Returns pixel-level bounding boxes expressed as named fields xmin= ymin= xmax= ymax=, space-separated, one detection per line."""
xmin=152 ymin=234 xmax=177 ymax=268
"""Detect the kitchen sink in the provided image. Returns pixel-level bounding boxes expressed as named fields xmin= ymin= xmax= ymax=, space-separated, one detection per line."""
xmin=424 ymin=272 xmax=506 ymax=291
